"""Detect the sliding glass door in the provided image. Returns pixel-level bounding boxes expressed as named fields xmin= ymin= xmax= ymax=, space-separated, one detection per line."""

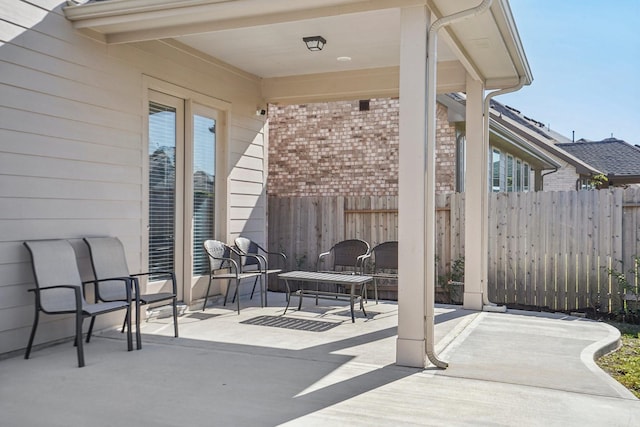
xmin=147 ymin=90 xmax=219 ymax=301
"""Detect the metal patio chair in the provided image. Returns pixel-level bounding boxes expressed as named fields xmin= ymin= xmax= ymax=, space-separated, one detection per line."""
xmin=362 ymin=241 xmax=398 ymax=303
xmin=234 ymin=237 xmax=287 ymax=307
xmin=203 ymin=240 xmax=263 ymax=314
xmin=83 ymin=237 xmax=178 ymax=350
xmin=23 ymin=240 xmax=132 ymax=367
xmin=317 ymin=239 xmax=370 ymax=295
xmin=317 ymin=239 xmax=370 ymax=274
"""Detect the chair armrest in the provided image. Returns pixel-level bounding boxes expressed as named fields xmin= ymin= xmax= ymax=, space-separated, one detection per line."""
xmin=241 ymin=253 xmax=265 ymax=272
xmin=255 ymin=243 xmax=287 ymax=266
xmin=359 ymin=253 xmax=372 ymax=274
xmin=209 ymin=256 xmax=241 ymax=277
xmin=131 ymin=271 xmax=177 ymax=295
xmin=356 ymin=253 xmax=368 ymax=263
xmin=31 ymin=284 xmax=79 ymax=293
xmin=31 ymin=285 xmax=83 ymax=314
xmin=317 ymin=251 xmax=331 ymax=271
xmin=254 ymin=253 xmax=268 ymax=272
xmin=84 ymin=277 xmax=133 ymax=303
xmin=268 ymin=251 xmax=287 ymax=270
xmin=249 ymin=242 xmax=287 ymax=271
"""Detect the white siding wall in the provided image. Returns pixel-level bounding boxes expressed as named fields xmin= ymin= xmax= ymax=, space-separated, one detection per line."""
xmin=0 ymin=1 xmax=266 ymax=355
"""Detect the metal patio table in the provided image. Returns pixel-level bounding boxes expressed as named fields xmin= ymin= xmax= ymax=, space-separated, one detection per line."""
xmin=278 ymin=271 xmax=372 ymax=322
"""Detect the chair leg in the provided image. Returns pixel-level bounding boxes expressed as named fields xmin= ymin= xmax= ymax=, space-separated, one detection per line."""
xmin=76 ymin=313 xmax=85 ymax=368
xmin=204 ymin=274 xmax=213 ymax=311
xmin=249 ymin=276 xmax=259 ymax=300
xmin=259 ymin=275 xmax=264 ymax=308
xmin=86 ymin=316 xmax=96 ymax=343
xmin=24 ymin=308 xmax=39 ymax=360
xmin=374 ymin=278 xmax=379 ymax=304
xmin=134 ymin=301 xmax=141 ymax=350
xmin=172 ymin=297 xmax=179 ymax=338
xmin=120 ymin=310 xmax=128 ymax=333
xmin=235 ymin=279 xmax=240 ymax=315
xmin=127 ymin=305 xmax=134 ymax=352
xmin=223 ymin=278 xmax=231 ymax=307
xmin=263 ymin=274 xmax=268 ymax=307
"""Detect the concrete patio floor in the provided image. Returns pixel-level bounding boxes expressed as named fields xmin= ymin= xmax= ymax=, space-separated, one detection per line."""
xmin=1 ymin=292 xmax=638 ymax=426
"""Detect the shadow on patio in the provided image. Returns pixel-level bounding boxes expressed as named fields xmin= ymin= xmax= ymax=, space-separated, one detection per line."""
xmin=0 ymin=293 xmax=638 ymax=426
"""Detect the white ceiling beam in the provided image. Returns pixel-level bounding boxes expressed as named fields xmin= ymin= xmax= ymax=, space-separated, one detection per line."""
xmin=262 ymin=61 xmax=465 ymax=105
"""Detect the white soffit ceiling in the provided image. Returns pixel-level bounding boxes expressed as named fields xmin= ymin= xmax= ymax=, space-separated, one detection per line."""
xmin=175 ymin=9 xmax=456 ymax=78
xmin=64 ymin=0 xmax=529 ymax=85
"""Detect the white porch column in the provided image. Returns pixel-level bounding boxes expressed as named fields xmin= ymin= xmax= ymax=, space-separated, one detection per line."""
xmin=396 ymin=5 xmax=429 ymax=367
xmin=463 ymin=75 xmax=486 ymax=310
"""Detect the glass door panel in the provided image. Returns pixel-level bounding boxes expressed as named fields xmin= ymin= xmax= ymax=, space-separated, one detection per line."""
xmin=147 ymin=91 xmax=184 ymax=300
xmin=192 ymin=112 xmax=216 ymax=276
xmin=148 ymin=101 xmax=177 ymax=277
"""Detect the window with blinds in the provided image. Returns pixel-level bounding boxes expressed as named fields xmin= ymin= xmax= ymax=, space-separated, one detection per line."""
xmin=455 ymin=131 xmax=466 ymax=193
xmin=148 ymin=102 xmax=177 ymax=277
xmin=192 ymin=114 xmax=216 ymax=275
xmin=492 ymin=148 xmax=501 ymax=192
xmin=506 ymin=154 xmax=514 ymax=192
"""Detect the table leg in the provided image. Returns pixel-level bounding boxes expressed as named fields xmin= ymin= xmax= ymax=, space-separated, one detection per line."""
xmin=358 ymin=282 xmax=367 ymax=319
xmin=349 ymin=283 xmax=355 ymax=323
xmin=283 ymin=279 xmax=291 ymax=314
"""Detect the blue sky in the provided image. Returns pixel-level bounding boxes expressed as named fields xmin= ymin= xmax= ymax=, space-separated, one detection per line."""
xmin=498 ymin=0 xmax=640 ymax=144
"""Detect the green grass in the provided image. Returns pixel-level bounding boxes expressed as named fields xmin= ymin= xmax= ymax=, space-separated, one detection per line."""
xmin=596 ymin=322 xmax=640 ymax=398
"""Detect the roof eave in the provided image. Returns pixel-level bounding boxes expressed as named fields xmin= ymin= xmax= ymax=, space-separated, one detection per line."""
xmin=491 ymin=0 xmax=533 ymax=86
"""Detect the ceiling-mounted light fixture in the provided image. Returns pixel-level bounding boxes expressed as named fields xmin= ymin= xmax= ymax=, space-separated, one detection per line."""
xmin=303 ymin=36 xmax=326 ymax=51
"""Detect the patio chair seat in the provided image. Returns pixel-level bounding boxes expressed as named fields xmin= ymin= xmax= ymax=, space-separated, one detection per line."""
xmin=210 ymin=272 xmax=264 ymax=280
xmin=23 ymin=239 xmax=133 ymax=368
xmin=83 ymin=301 xmax=131 ymax=315
xmin=138 ymin=292 xmax=176 ymax=305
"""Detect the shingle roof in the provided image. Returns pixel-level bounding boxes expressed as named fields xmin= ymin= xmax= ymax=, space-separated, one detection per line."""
xmin=488 ymin=99 xmax=553 ymax=140
xmin=556 ymin=138 xmax=640 ymax=177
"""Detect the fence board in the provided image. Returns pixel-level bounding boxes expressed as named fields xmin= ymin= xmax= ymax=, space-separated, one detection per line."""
xmin=268 ymin=188 xmax=640 ymax=310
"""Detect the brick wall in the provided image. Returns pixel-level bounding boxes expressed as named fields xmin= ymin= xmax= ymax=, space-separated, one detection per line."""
xmin=542 ymin=158 xmax=579 ymax=191
xmin=268 ymin=98 xmax=457 ymax=196
xmin=435 ymin=102 xmax=457 ymax=194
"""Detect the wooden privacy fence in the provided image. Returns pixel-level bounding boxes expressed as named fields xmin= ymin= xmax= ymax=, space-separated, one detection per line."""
xmin=268 ymin=188 xmax=640 ymax=313
xmin=489 ymin=188 xmax=640 ymax=313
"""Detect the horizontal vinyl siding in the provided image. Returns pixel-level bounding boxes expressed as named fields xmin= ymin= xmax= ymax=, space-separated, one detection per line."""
xmin=0 ymin=2 xmax=144 ymax=354
xmin=228 ymin=117 xmax=267 ymax=245
xmin=0 ymin=1 xmax=266 ymax=355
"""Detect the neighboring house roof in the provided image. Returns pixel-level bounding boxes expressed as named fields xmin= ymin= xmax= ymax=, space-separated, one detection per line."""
xmin=488 ymin=100 xmax=552 ymax=141
xmin=556 ymin=138 xmax=640 ymax=183
xmin=488 ymin=103 xmax=602 ymax=176
xmin=439 ymin=93 xmax=602 ymax=174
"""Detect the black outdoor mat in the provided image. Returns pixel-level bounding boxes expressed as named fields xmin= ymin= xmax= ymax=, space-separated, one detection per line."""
xmin=332 ymin=309 xmax=381 ymax=319
xmin=187 ymin=312 xmax=224 ymax=321
xmin=240 ymin=315 xmax=340 ymax=332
